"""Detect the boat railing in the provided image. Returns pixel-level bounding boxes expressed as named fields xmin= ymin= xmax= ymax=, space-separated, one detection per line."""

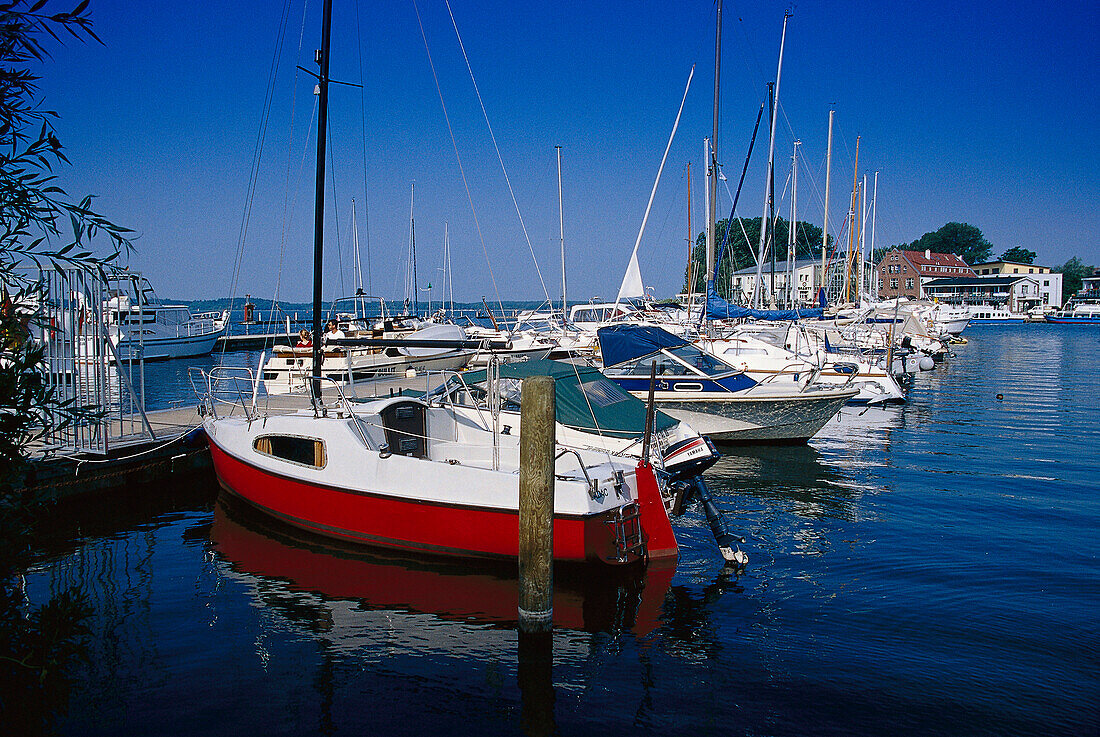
xmin=190 ymin=366 xmax=261 ymax=420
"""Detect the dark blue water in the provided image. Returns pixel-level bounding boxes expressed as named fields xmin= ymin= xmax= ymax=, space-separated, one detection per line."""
xmin=17 ymin=324 xmax=1100 ymax=735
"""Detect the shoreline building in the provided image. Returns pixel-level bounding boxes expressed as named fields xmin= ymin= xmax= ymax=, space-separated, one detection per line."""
xmin=729 ymin=258 xmax=824 ymax=307
xmin=923 ymin=260 xmax=1061 ymax=315
xmin=876 ymin=249 xmax=973 ymax=300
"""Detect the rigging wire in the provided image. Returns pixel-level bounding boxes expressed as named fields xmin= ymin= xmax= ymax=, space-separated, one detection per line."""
xmin=267 ymin=3 xmax=314 ymax=333
xmin=354 ymin=0 xmax=373 ymax=294
xmin=327 ymin=124 xmax=346 ymax=298
xmin=411 ymin=0 xmax=506 ymax=321
xmin=224 ymin=0 xmax=295 ymax=352
xmin=443 ymin=0 xmax=553 ymax=305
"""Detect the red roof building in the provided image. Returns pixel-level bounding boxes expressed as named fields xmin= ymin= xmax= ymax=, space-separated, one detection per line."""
xmin=877 ymin=249 xmax=975 ymax=299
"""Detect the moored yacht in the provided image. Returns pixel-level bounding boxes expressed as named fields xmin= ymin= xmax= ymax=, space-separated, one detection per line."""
xmin=598 ymin=324 xmax=858 ymax=443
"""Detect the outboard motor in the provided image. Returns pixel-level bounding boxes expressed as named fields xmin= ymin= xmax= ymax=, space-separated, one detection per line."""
xmin=671 ymin=475 xmax=748 ymax=567
xmin=661 ymin=436 xmax=720 ymax=481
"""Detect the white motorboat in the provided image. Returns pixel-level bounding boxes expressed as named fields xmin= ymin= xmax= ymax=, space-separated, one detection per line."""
xmin=260 ymin=321 xmax=474 ymax=395
xmin=598 ymin=324 xmax=858 ymax=442
xmin=103 ymin=272 xmax=228 ymax=360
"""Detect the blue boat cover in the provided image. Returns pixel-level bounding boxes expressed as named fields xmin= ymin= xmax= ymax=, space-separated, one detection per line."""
xmin=597 ymin=324 xmax=688 ymax=368
xmin=704 ymin=281 xmax=823 ymax=321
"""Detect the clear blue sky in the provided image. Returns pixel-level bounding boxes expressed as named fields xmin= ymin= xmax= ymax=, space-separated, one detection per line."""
xmin=42 ymin=0 xmax=1099 ymax=303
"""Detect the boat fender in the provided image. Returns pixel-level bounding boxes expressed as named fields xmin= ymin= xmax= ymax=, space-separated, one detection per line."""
xmin=918 ymin=356 xmax=935 ymax=371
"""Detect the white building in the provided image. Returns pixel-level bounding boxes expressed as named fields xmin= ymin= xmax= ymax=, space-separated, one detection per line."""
xmin=728 ymin=258 xmax=824 ymax=307
xmin=923 ymin=272 xmax=1062 ymax=313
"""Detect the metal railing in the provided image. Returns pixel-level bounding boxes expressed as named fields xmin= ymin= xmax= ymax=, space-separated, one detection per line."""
xmin=35 ymin=268 xmax=154 ymax=454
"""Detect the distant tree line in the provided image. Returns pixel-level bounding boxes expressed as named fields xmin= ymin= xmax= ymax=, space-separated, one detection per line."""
xmin=1054 ymin=257 xmax=1096 ymax=301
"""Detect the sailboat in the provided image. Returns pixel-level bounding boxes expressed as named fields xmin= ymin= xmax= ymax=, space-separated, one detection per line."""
xmin=197 ymin=1 xmax=675 ymax=566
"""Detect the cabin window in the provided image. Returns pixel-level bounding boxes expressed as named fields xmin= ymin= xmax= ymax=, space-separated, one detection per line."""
xmin=254 ymin=435 xmax=326 ymax=468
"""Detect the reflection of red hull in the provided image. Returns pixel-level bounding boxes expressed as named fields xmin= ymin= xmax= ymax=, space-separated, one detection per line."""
xmin=210 ymin=499 xmax=674 ymax=635
xmin=208 ymin=441 xmax=640 ymax=564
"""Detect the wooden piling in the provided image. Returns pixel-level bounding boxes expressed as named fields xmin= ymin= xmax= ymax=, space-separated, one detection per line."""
xmin=518 ymin=375 xmax=555 ymax=633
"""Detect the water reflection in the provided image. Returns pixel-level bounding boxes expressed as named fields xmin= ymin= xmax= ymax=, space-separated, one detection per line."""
xmin=209 ymin=496 xmax=674 ymax=637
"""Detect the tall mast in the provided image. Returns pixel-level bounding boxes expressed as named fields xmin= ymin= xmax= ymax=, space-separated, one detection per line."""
xmin=444 ymin=221 xmax=452 ymax=317
xmin=752 ymin=9 xmax=791 ymax=308
xmin=311 ymin=0 xmax=333 ymax=401
xmin=788 ymin=140 xmax=799 ymax=307
xmin=351 ymin=198 xmax=363 ymax=293
xmin=821 ymin=109 xmax=834 ymax=302
xmin=859 ymin=173 xmax=868 ymax=303
xmin=870 ymin=171 xmax=879 ymax=299
xmin=408 ymin=183 xmax=417 ymax=317
xmin=556 ymin=145 xmax=566 ymax=321
xmin=845 ymin=135 xmax=860 ymax=303
xmin=767 ymin=81 xmax=776 ymax=307
xmin=686 ymin=161 xmax=694 ymax=297
xmin=706 ymin=0 xmax=723 ymax=300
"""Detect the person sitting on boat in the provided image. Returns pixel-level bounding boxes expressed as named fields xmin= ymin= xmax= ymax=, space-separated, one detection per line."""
xmin=323 ymin=320 xmax=345 ymax=343
xmin=295 ymin=329 xmax=312 ymax=348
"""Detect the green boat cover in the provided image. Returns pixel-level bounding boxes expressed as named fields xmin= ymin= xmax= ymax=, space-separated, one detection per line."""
xmin=459 ymin=359 xmax=677 ymax=439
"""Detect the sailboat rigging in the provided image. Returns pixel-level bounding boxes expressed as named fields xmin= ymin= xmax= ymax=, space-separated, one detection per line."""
xmin=196 ymin=0 xmax=679 ymax=566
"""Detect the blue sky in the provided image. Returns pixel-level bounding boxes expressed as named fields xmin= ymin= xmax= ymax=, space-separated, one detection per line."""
xmin=41 ymin=0 xmax=1099 ymax=303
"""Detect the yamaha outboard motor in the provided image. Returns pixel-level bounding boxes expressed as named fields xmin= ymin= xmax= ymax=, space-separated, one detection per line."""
xmin=671 ymin=474 xmax=748 ymax=567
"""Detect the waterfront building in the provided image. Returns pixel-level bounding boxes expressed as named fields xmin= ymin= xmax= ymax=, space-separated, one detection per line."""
xmin=877 ymin=249 xmax=974 ymax=300
xmin=972 ymin=259 xmax=1052 ymax=277
xmin=728 ymin=258 xmax=823 ymax=307
xmin=923 ymin=273 xmax=1056 ymax=313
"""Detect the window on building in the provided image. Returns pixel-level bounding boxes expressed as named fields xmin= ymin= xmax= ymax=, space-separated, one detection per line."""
xmin=1044 ymin=279 xmax=1049 ymax=286
xmin=890 ymin=278 xmax=898 ymax=289
xmin=1013 ymin=268 xmax=1019 ymax=273
xmin=905 ymin=278 xmax=914 ymax=289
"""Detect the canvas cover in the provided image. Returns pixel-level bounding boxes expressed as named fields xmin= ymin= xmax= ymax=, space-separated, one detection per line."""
xmin=461 ymin=359 xmax=676 ymax=439
xmin=596 ymin=324 xmax=691 ymax=369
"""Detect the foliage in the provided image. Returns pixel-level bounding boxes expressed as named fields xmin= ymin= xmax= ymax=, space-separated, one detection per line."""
xmin=999 ymin=246 xmax=1036 ymax=264
xmin=0 ymin=2 xmax=132 ymax=728
xmin=1053 ymin=256 xmax=1096 ymax=302
xmin=684 ymin=216 xmax=828 ymax=298
xmin=0 ymin=0 xmax=131 ymax=477
xmin=893 ymin=222 xmax=993 ymax=266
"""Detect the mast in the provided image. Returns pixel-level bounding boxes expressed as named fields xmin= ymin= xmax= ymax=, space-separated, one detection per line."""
xmin=767 ymin=81 xmax=776 ymax=307
xmin=870 ymin=171 xmax=879 ymax=300
xmin=686 ymin=161 xmax=694 ymax=298
xmin=821 ymin=109 xmax=834 ymax=302
xmin=311 ymin=0 xmax=333 ymax=401
xmin=556 ymin=145 xmax=566 ymax=322
xmin=444 ymin=221 xmax=452 ymax=318
xmin=845 ymin=135 xmax=860 ymax=303
xmin=752 ymin=9 xmax=790 ymax=309
xmin=408 ymin=183 xmax=418 ymax=317
xmin=788 ymin=140 xmax=800 ymax=307
xmin=706 ymin=0 xmax=723 ymax=303
xmin=859 ymin=173 xmax=868 ymax=303
xmin=351 ymin=198 xmax=363 ymax=293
